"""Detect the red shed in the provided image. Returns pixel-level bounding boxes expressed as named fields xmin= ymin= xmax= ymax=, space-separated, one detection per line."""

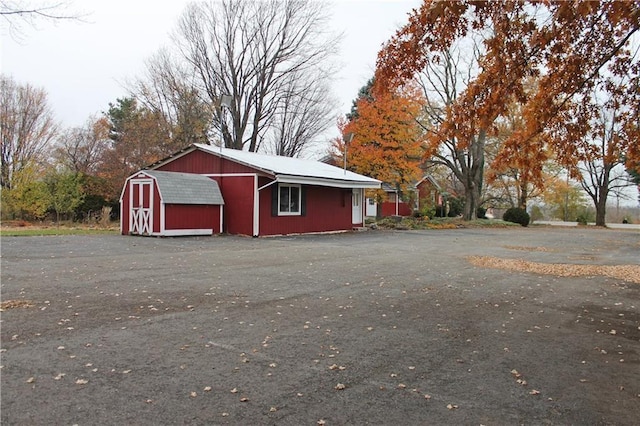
xmin=124 ymin=144 xmax=380 ymax=237
xmin=120 ymin=170 xmax=224 ymax=236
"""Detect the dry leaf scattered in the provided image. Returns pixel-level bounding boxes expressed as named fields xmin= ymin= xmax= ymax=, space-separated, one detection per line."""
xmin=335 ymin=383 xmax=346 ymax=390
xmin=0 ymin=300 xmax=35 ymax=310
xmin=467 ymin=256 xmax=640 ymax=284
xmin=503 ymin=245 xmax=552 ymax=252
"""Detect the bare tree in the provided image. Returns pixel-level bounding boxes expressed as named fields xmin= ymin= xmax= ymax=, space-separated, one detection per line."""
xmin=53 ymin=115 xmax=110 ymax=175
xmin=173 ymin=0 xmax=338 ymax=154
xmin=1 ymin=1 xmax=86 ymax=39
xmin=129 ymin=49 xmax=212 ymax=149
xmin=266 ymin=70 xmax=336 ymax=157
xmin=1 ymin=74 xmax=58 ymax=190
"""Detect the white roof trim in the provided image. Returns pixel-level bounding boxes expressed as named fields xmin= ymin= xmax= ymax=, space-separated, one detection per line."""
xmin=276 ymin=175 xmax=380 ymax=189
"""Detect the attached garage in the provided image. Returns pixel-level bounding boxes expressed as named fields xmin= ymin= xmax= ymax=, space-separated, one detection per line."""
xmin=120 ymin=170 xmax=224 ymax=237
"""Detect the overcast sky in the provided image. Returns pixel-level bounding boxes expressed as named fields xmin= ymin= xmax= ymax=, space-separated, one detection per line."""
xmin=1 ymin=0 xmax=421 ymax=144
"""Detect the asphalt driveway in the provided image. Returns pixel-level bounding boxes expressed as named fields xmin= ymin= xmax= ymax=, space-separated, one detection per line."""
xmin=1 ymin=227 xmax=639 ymax=425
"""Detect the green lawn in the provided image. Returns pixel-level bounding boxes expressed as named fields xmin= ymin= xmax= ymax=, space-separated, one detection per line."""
xmin=0 ymin=227 xmax=119 ymax=237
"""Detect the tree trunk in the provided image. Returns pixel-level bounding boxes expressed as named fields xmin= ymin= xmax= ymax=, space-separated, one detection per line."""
xmin=595 ymin=185 xmax=608 ymax=227
xmin=463 ymin=182 xmax=481 ymax=220
xmin=462 ymin=130 xmax=486 ymax=220
xmin=518 ymin=179 xmax=528 ymax=210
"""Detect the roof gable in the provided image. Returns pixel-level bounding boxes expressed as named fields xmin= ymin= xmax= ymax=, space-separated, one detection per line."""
xmin=143 ymin=170 xmax=224 ymax=205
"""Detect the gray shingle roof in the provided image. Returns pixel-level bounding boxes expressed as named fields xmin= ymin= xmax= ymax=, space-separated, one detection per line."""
xmin=144 ymin=170 xmax=224 ymax=205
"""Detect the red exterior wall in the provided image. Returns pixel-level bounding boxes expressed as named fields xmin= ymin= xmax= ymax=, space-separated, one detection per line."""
xmin=258 ymin=180 xmax=352 ymax=236
xmin=158 ymin=149 xmax=258 ymax=175
xmin=152 ymin=184 xmax=161 ymax=234
xmin=121 ymin=184 xmax=130 ymax=234
xmin=165 ymin=204 xmax=221 ymax=232
xmin=215 ymin=176 xmax=255 ymax=235
xmin=381 ymin=201 xmax=412 ymax=217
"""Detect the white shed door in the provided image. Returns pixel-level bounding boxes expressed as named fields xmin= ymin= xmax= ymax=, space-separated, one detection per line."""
xmin=352 ymin=189 xmax=363 ymax=225
xmin=130 ymin=179 xmax=153 ymax=235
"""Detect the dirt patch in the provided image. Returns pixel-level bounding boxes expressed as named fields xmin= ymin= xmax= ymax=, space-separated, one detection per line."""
xmin=468 ymin=255 xmax=640 ymax=284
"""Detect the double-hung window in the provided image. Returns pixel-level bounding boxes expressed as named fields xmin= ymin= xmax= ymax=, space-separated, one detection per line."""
xmin=278 ymin=184 xmax=301 ymax=215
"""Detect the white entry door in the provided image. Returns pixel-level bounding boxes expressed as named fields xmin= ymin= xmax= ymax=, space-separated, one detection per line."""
xmin=130 ymin=179 xmax=153 ymax=235
xmin=352 ymin=189 xmax=363 ymax=225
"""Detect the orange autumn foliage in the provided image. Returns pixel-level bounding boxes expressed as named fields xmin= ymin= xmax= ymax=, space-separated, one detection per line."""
xmin=375 ymin=0 xmax=640 ymax=181
xmin=337 ymin=83 xmax=425 ymax=192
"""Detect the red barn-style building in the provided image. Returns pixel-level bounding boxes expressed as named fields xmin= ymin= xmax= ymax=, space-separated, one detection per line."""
xmin=120 ymin=170 xmax=224 ymax=237
xmin=120 ymin=144 xmax=380 ymax=237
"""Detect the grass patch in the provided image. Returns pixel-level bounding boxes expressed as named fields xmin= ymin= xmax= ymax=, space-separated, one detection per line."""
xmin=1 ymin=222 xmax=119 ymax=237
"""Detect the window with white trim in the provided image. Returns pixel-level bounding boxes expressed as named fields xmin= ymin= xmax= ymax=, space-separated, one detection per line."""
xmin=278 ymin=184 xmax=301 ymax=215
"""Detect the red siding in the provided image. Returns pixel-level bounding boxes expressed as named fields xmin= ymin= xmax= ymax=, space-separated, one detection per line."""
xmin=381 ymin=202 xmax=412 ymax=217
xmin=152 ymin=184 xmax=161 ymax=234
xmin=259 ymin=183 xmax=351 ymax=236
xmin=416 ymin=180 xmax=442 ymax=207
xmin=215 ymin=176 xmax=255 ymax=235
xmin=165 ymin=204 xmax=221 ymax=232
xmin=121 ymin=185 xmax=130 ymax=234
xmin=158 ymin=149 xmax=261 ymax=175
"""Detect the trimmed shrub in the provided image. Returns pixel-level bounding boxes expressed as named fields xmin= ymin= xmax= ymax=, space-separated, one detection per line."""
xmin=503 ymin=207 xmax=530 ymax=227
xmin=576 ymin=213 xmax=589 ymax=226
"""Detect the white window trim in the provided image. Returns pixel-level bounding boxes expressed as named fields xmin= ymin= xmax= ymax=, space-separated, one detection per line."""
xmin=278 ymin=184 xmax=302 ymax=216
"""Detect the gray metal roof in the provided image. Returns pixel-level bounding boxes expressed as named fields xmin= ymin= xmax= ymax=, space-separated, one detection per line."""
xmin=143 ymin=170 xmax=224 ymax=205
